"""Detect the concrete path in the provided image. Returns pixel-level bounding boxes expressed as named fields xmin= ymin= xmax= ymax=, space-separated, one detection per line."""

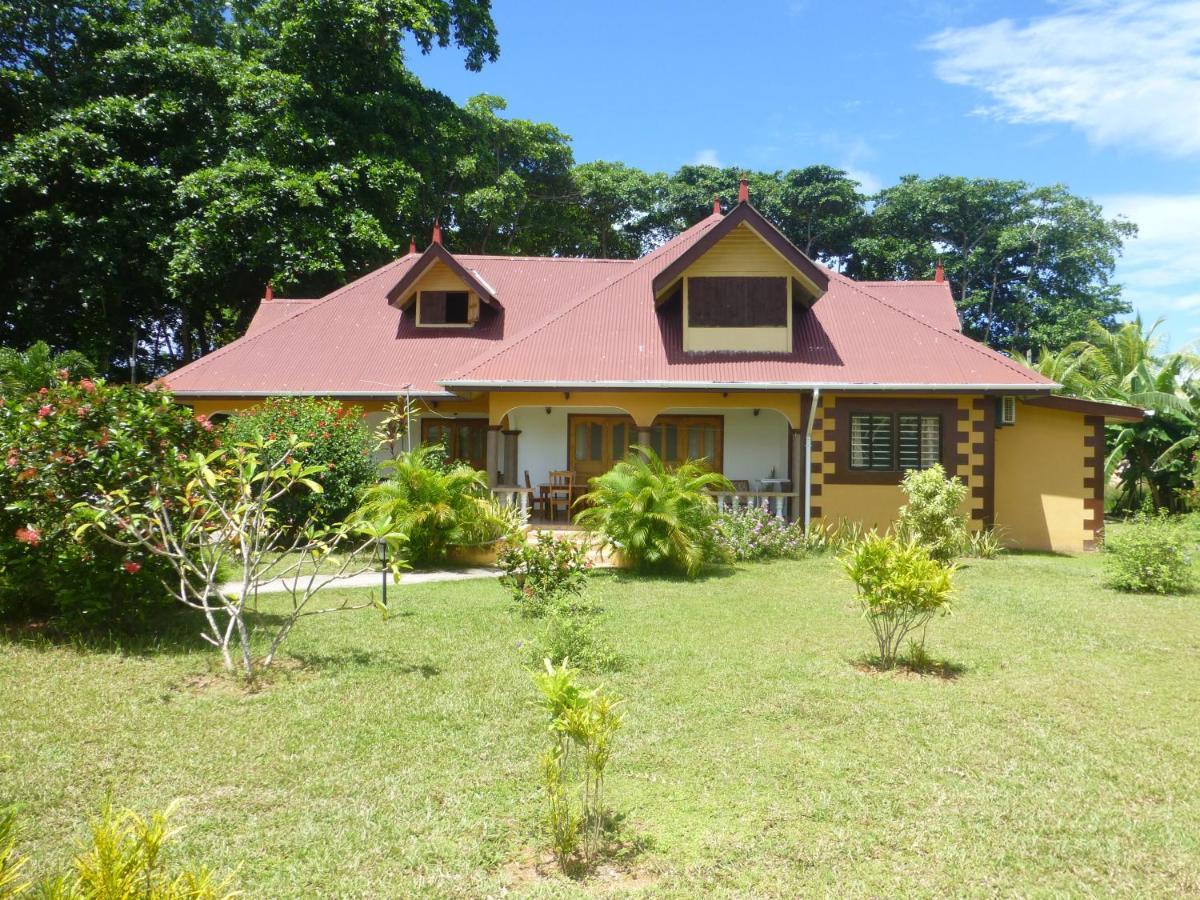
xmin=225 ymin=566 xmax=500 ymax=596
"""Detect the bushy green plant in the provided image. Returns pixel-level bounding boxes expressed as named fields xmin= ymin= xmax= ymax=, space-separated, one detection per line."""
xmin=499 ymin=531 xmax=592 ymax=618
xmin=1103 ymin=514 xmax=1194 ymax=594
xmin=533 ymin=660 xmax=623 ymax=874
xmin=0 ymin=375 xmax=214 ymax=626
xmin=4 ymin=800 xmax=236 ymax=899
xmin=0 ymin=807 xmax=30 ymax=896
xmin=896 ymin=464 xmax=968 ymax=563
xmin=966 ymin=527 xmax=1006 ymax=559
xmin=356 ymin=445 xmax=520 ymax=566
xmin=224 ymin=396 xmax=376 ymax=529
xmin=576 ymin=446 xmax=732 ymax=577
xmin=527 ymin=594 xmax=617 ymax=673
xmin=713 ymin=505 xmax=809 ymax=561
xmin=841 ymin=532 xmax=956 ymax=670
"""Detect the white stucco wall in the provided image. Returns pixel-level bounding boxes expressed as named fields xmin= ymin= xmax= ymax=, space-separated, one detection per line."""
xmin=508 ymin=406 xmax=628 ymax=487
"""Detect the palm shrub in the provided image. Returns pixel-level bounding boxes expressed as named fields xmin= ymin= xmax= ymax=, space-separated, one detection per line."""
xmin=225 ymin=396 xmax=377 ymax=529
xmin=576 ymin=446 xmax=732 ymax=577
xmin=895 ymin=464 xmax=968 ymax=564
xmin=1103 ymin=514 xmax=1194 ymax=594
xmin=356 ymin=445 xmax=520 ymax=566
xmin=841 ymin=532 xmax=956 ymax=669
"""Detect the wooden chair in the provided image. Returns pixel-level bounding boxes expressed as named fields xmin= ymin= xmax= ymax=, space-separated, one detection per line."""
xmin=524 ymin=470 xmax=547 ymax=520
xmin=731 ymin=479 xmax=751 ymax=493
xmin=547 ymin=470 xmax=574 ymax=522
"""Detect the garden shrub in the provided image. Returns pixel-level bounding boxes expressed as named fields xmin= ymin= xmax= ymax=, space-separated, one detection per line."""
xmin=1103 ymin=514 xmax=1194 ymax=594
xmin=225 ymin=396 xmax=376 ymax=529
xmin=499 ymin=530 xmax=592 ymax=618
xmin=0 ymin=376 xmax=213 ymax=627
xmin=896 ymin=464 xmax=968 ymax=563
xmin=576 ymin=446 xmax=732 ymax=577
xmin=356 ymin=445 xmax=521 ymax=566
xmin=527 ymin=593 xmax=618 ymax=673
xmin=533 ymin=660 xmax=623 ymax=874
xmin=841 ymin=532 xmax=955 ymax=669
xmin=965 ymin=527 xmax=1006 ymax=559
xmin=713 ymin=504 xmax=809 ymax=561
xmin=0 ymin=342 xmax=95 ymax=395
xmin=0 ymin=800 xmax=235 ymax=897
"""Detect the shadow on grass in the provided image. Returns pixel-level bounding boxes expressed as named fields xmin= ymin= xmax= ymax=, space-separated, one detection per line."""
xmin=850 ymin=653 xmax=967 ymax=681
xmin=599 ymin=563 xmax=741 ymax=585
xmin=285 ymin=648 xmax=440 ymax=677
xmin=0 ymin=605 xmax=209 ymax=658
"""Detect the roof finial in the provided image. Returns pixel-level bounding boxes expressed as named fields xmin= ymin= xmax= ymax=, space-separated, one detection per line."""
xmin=934 ymin=259 xmax=945 ymax=283
xmin=263 ymin=283 xmax=274 ymax=302
xmin=408 ymin=237 xmax=417 ymax=255
xmin=712 ymin=194 xmax=721 ymax=216
xmin=432 ymin=220 xmax=442 ymax=246
xmin=737 ymin=175 xmax=749 ymax=204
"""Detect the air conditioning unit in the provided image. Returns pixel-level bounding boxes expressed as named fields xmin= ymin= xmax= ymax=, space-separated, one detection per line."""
xmin=1000 ymin=395 xmax=1017 ymax=426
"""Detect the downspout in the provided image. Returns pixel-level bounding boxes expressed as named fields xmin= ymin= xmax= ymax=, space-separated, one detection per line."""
xmin=804 ymin=388 xmax=820 ymax=534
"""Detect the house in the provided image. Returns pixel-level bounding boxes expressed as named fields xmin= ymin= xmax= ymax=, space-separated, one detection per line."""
xmin=163 ymin=180 xmax=1142 ymax=553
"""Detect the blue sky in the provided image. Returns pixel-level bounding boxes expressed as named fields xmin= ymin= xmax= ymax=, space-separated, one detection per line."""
xmin=406 ymin=0 xmax=1200 ymax=347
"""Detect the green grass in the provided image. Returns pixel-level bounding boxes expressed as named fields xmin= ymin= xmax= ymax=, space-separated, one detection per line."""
xmin=3 ymin=553 xmax=1199 ymax=896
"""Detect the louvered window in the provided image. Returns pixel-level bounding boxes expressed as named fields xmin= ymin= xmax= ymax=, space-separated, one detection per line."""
xmin=850 ymin=413 xmax=941 ymax=472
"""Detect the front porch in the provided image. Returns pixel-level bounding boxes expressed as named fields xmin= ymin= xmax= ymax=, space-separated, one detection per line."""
xmin=479 ymin=392 xmax=807 ymax=522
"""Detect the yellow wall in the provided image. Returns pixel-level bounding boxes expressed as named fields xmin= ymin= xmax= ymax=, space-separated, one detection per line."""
xmin=409 ymin=260 xmax=479 ymax=326
xmin=994 ymin=404 xmax=1088 ymax=553
xmin=488 ymin=389 xmax=804 ymax=428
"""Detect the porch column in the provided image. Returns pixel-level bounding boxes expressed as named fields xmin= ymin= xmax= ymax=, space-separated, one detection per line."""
xmin=485 ymin=425 xmax=501 ymax=488
xmin=636 ymin=427 xmax=651 ymax=448
xmin=790 ymin=427 xmax=805 ymax=524
xmin=503 ymin=429 xmax=520 ymax=485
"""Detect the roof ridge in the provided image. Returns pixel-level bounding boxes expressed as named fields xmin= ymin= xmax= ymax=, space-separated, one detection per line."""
xmin=827 ymin=271 xmax=1049 ymax=383
xmin=450 ymin=215 xmax=723 ymax=381
xmin=163 ymin=253 xmax=421 ymax=385
xmin=451 ymin=253 xmax=634 ymax=263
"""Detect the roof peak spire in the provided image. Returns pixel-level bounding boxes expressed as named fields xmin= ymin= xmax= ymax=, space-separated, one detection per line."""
xmin=712 ymin=194 xmax=721 ymax=215
xmin=737 ymin=175 xmax=749 ymax=204
xmin=934 ymin=259 xmax=945 ymax=283
xmin=432 ymin=220 xmax=443 ymax=246
xmin=263 ymin=283 xmax=274 ymax=302
xmin=409 ymin=237 xmax=417 ymax=254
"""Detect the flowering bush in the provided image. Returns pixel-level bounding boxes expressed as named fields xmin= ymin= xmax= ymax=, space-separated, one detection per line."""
xmin=1103 ymin=513 xmax=1195 ymax=594
xmin=499 ymin=530 xmax=592 ymax=618
xmin=0 ymin=374 xmax=214 ymax=626
xmin=713 ymin=505 xmax=809 ymax=561
xmin=224 ymin=396 xmax=376 ymax=529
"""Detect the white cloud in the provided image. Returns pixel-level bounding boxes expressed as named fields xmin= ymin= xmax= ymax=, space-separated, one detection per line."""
xmin=927 ymin=1 xmax=1200 ymax=156
xmin=844 ymin=167 xmax=883 ymax=194
xmin=1099 ymin=193 xmax=1200 ymax=341
xmin=690 ymin=148 xmax=722 ymax=167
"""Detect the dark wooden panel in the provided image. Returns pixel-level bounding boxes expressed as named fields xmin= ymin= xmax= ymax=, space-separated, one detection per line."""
xmin=420 ymin=291 xmax=447 ymax=323
xmin=688 ymin=277 xmax=787 ymax=327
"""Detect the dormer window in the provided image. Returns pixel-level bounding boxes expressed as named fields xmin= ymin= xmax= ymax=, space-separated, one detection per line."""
xmin=418 ymin=290 xmax=474 ymax=326
xmin=687 ymin=277 xmax=788 ymax=328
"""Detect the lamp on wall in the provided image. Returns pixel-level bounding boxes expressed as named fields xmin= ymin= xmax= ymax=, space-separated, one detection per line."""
xmin=753 ymin=408 xmax=760 ymax=416
xmin=545 ymin=407 xmax=551 ymax=415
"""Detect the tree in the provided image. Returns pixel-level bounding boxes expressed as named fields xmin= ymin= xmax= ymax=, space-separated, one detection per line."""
xmin=849 ymin=176 xmax=1135 ymax=352
xmin=80 ymin=436 xmax=405 ymax=681
xmin=0 ymin=341 xmax=95 ymax=394
xmin=560 ymin=161 xmax=665 ymax=258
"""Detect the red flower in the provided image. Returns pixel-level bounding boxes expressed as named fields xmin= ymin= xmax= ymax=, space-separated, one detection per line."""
xmin=56 ymin=368 xmax=69 ymax=380
xmin=122 ymin=561 xmax=142 ymax=575
xmin=14 ymin=525 xmax=40 ymax=547
xmin=37 ymin=387 xmax=48 ymax=396
xmin=37 ymin=405 xmax=53 ymax=418
xmin=79 ymin=378 xmax=96 ymax=393
xmin=268 ymin=433 xmax=277 ymax=441
xmin=5 ymin=450 xmax=17 ymax=468
xmin=195 ymin=413 xmax=214 ymax=432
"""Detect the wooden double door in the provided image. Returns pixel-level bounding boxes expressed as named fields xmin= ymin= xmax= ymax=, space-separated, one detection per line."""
xmin=567 ymin=414 xmax=723 ymax=481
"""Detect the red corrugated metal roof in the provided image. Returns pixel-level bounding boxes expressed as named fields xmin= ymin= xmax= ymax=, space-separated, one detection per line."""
xmin=860 ymin=281 xmax=961 ymax=333
xmin=245 ymin=299 xmax=317 ymax=337
xmin=163 ymin=209 xmax=1052 ymax=396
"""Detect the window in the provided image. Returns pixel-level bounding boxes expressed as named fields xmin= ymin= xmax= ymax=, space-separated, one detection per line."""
xmin=418 ymin=290 xmax=471 ymax=326
xmin=421 ymin=418 xmax=487 ymax=469
xmin=849 ymin=413 xmax=941 ymax=472
xmin=687 ymin=277 xmax=788 ymax=327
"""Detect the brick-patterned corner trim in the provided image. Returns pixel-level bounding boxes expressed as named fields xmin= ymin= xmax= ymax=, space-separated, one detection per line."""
xmin=970 ymin=397 xmax=996 ymax=527
xmin=1083 ymin=415 xmax=1105 ymax=550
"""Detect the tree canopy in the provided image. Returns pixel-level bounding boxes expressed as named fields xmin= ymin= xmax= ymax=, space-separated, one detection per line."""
xmin=0 ymin=0 xmax=1139 ymax=374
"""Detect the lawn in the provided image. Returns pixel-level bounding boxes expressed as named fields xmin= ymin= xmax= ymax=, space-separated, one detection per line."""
xmin=3 ymin=552 xmax=1199 ymax=896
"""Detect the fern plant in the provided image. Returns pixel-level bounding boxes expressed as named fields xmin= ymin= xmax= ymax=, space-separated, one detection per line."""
xmin=356 ymin=446 xmax=520 ymax=565
xmin=575 ymin=446 xmax=732 ymax=577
